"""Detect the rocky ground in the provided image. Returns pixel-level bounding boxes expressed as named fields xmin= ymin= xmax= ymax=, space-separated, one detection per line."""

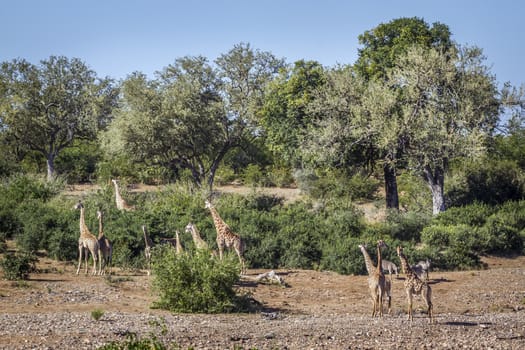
xmin=0 ymin=255 xmax=524 ymax=349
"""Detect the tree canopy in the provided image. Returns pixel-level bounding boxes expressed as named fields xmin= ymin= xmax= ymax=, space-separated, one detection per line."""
xmin=0 ymin=56 xmax=117 ymax=180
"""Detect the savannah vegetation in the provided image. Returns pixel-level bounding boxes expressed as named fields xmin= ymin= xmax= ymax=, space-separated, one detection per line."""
xmin=1 ymin=17 xmax=525 ymax=314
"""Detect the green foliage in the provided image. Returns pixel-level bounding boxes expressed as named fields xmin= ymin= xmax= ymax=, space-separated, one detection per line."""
xmin=151 ymin=246 xmax=244 ymax=313
xmin=355 ymin=17 xmax=453 ymax=80
xmin=0 ymin=56 xmax=117 ymax=180
xmin=427 ymin=201 xmax=525 ymax=256
xmin=98 ymin=332 xmax=171 ymax=350
xmin=294 ymin=169 xmax=379 ymax=202
xmin=433 ymin=202 xmax=496 ymax=227
xmin=55 ymin=140 xmax=101 ymax=183
xmin=91 ymin=308 xmax=105 ymax=321
xmin=0 ymin=252 xmax=38 ymax=280
xmin=242 ymin=164 xmax=265 ymax=187
xmin=447 ymin=159 xmax=525 ymax=206
xmin=379 ymin=210 xmax=431 ymax=242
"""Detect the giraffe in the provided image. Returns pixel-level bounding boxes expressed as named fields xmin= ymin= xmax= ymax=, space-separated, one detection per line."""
xmin=358 ymin=242 xmax=392 ymax=315
xmin=360 ymin=240 xmax=388 ymax=317
xmin=142 ymin=225 xmax=154 ymax=276
xmin=205 ymin=200 xmax=246 ymax=274
xmin=397 ymin=246 xmax=434 ymax=323
xmin=96 ymin=210 xmax=113 ymax=275
xmin=159 ymin=231 xmax=185 ymax=255
xmin=111 ymin=179 xmax=135 ymax=211
xmin=174 ymin=230 xmax=184 ymax=255
xmin=185 ymin=222 xmax=209 ymax=250
xmin=74 ymin=201 xmax=101 ymax=275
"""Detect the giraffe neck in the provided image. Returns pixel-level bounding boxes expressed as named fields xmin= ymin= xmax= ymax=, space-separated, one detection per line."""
xmin=97 ymin=215 xmax=104 ymax=240
xmin=191 ymin=226 xmax=204 ymax=242
xmin=113 ymin=183 xmax=124 ymax=207
xmin=79 ymin=208 xmax=90 ymax=237
xmin=143 ymin=227 xmax=152 ymax=248
xmin=359 ymin=246 xmax=375 ymax=276
xmin=376 ymin=244 xmax=382 ymax=274
xmin=209 ymin=207 xmax=227 ymax=233
xmin=175 ymin=231 xmax=183 ymax=251
xmin=398 ymin=252 xmax=412 ymax=275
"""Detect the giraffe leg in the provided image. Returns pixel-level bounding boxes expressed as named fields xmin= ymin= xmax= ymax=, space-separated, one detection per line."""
xmin=378 ymin=288 xmax=383 ymax=318
xmin=235 ymin=248 xmax=245 ymax=274
xmin=218 ymin=245 xmax=224 ymax=260
xmin=423 ymin=286 xmax=434 ymax=324
xmin=370 ymin=290 xmax=377 ymax=317
xmin=84 ymin=248 xmax=89 ymax=274
xmin=90 ymin=249 xmax=96 ymax=275
xmin=406 ymin=290 xmax=413 ymax=322
xmin=76 ymin=245 xmax=83 ymax=275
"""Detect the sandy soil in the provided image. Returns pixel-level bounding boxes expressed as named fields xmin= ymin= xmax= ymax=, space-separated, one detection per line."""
xmin=0 ymin=255 xmax=524 ymax=349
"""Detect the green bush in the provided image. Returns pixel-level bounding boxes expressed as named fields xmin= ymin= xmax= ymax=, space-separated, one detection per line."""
xmin=433 ymin=202 xmax=496 ymax=227
xmin=446 ymin=159 xmax=525 ymax=206
xmin=151 ymin=246 xmax=246 ymax=313
xmin=479 ymin=217 xmax=523 ymax=254
xmin=381 ymin=210 xmax=431 ymax=242
xmin=0 ymin=252 xmax=38 ymax=280
xmin=98 ymin=333 xmax=170 ymax=350
xmin=242 ymin=164 xmax=265 ymax=186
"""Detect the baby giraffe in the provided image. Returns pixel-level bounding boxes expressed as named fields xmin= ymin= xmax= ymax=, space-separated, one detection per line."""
xmin=96 ymin=210 xmax=113 ymax=275
xmin=397 ymin=246 xmax=434 ymax=323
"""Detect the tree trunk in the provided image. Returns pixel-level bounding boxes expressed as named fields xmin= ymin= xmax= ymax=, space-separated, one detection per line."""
xmin=383 ymin=163 xmax=399 ymax=210
xmin=423 ymin=165 xmax=445 ymax=215
xmin=46 ymin=154 xmax=56 ymax=181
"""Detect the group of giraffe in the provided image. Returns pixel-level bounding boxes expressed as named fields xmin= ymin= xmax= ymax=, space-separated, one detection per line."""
xmin=75 ymin=179 xmax=135 ymax=275
xmin=78 ymin=179 xmax=433 ymax=322
xmin=76 ymin=179 xmax=246 ymax=276
xmin=141 ymin=199 xmax=246 ymax=275
xmin=359 ymin=240 xmax=434 ymax=323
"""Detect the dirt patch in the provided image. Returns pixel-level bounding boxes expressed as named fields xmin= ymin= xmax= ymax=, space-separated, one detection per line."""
xmin=0 ymin=255 xmax=524 ymax=349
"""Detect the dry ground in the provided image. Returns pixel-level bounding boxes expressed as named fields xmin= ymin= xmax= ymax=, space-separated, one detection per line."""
xmin=0 ymin=255 xmax=524 ymax=349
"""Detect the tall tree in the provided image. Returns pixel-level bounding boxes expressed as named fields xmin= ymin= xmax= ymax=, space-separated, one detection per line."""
xmin=0 ymin=56 xmax=117 ymax=180
xmin=102 ymin=43 xmax=285 ymax=190
xmin=353 ymin=17 xmax=454 ymax=210
xmin=260 ymin=60 xmax=326 ymax=168
xmin=390 ymin=45 xmax=500 ymax=214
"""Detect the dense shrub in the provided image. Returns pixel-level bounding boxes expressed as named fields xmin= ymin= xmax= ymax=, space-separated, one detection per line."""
xmin=433 ymin=202 xmax=496 ymax=227
xmin=151 ymin=246 xmax=246 ymax=313
xmin=479 ymin=216 xmax=523 ymax=254
xmin=446 ymin=159 xmax=525 ymax=206
xmin=0 ymin=252 xmax=38 ymax=280
xmin=380 ymin=210 xmax=431 ymax=242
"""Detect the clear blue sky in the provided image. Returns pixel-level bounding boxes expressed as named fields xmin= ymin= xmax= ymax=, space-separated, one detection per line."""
xmin=1 ymin=0 xmax=523 ymax=87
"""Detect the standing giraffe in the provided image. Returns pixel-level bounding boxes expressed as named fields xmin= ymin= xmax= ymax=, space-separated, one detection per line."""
xmin=205 ymin=200 xmax=246 ymax=274
xmin=96 ymin=210 xmax=113 ymax=275
xmin=174 ymin=230 xmax=184 ymax=255
xmin=364 ymin=240 xmax=387 ymax=317
xmin=358 ymin=242 xmax=392 ymax=315
xmin=397 ymin=246 xmax=434 ymax=323
xmin=142 ymin=225 xmax=154 ymax=276
xmin=74 ymin=201 xmax=101 ymax=275
xmin=111 ymin=179 xmax=135 ymax=211
xmin=185 ymin=222 xmax=209 ymax=250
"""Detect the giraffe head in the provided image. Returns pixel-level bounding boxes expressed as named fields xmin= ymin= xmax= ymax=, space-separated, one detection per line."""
xmin=74 ymin=200 xmax=84 ymax=210
xmin=112 ymin=179 xmax=118 ymax=185
xmin=377 ymin=240 xmax=388 ymax=249
xmin=97 ymin=210 xmax=103 ymax=220
xmin=185 ymin=222 xmax=194 ymax=233
xmin=204 ymin=200 xmax=213 ymax=209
